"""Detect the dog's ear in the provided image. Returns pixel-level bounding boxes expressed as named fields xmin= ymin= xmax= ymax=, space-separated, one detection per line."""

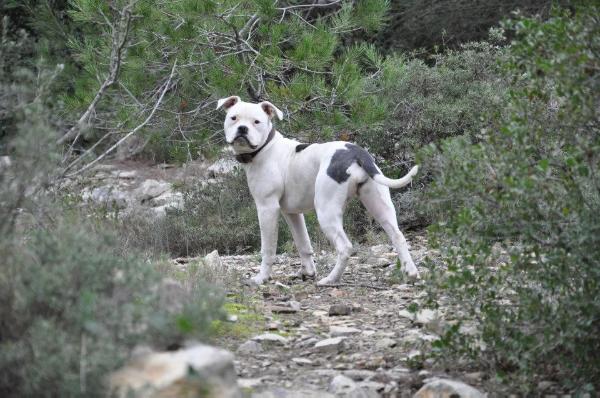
xmin=260 ymin=101 xmax=284 ymax=120
xmin=216 ymin=96 xmax=241 ymax=110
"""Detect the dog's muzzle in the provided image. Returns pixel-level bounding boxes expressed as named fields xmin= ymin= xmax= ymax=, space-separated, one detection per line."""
xmin=227 ymin=125 xmax=257 ymax=148
xmin=230 ymin=135 xmax=257 ymax=149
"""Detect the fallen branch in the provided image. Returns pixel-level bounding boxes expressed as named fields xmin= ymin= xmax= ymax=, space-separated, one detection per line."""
xmin=64 ymin=59 xmax=177 ymax=178
xmin=316 ymin=283 xmax=390 ymax=290
xmin=58 ymin=1 xmax=135 ymax=145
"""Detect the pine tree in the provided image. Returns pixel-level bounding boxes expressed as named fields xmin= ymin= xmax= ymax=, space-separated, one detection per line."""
xmin=56 ymin=0 xmax=390 ymax=169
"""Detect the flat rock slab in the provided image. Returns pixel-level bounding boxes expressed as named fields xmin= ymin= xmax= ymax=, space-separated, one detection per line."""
xmin=314 ymin=337 xmax=345 ymax=353
xmin=414 ymin=378 xmax=485 ymax=398
xmin=252 ymin=333 xmax=288 ymax=345
xmin=252 ymin=388 xmax=334 ymax=398
xmin=291 ymin=357 xmax=314 ymax=366
xmin=270 ymin=301 xmax=301 ymax=313
xmin=330 ymin=326 xmax=361 ymax=337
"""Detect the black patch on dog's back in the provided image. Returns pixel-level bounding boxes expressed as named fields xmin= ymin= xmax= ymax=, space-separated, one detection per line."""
xmin=295 ymin=143 xmax=312 ymax=152
xmin=326 ymin=143 xmax=379 ymax=184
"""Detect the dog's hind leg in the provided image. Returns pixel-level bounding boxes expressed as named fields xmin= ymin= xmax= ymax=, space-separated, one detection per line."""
xmin=359 ymin=180 xmax=420 ymax=279
xmin=314 ymin=174 xmax=353 ymax=286
xmin=282 ymin=212 xmax=316 ymax=279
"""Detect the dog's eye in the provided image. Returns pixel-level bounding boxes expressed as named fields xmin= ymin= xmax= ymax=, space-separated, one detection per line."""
xmin=231 ymin=116 xmax=237 ymax=121
xmin=254 ymin=120 xmax=260 ymax=124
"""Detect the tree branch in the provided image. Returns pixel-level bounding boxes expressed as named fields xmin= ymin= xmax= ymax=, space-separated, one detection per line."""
xmin=63 ymin=59 xmax=177 ymax=178
xmin=57 ymin=1 xmax=135 ymax=145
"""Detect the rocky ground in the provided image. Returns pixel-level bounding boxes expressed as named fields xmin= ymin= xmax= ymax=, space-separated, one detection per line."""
xmin=61 ymin=156 xmax=238 ymax=218
xmin=79 ymin=158 xmax=578 ymax=398
xmin=65 ymin=158 xmax=581 ymax=397
xmin=177 ymin=237 xmax=488 ymax=398
xmin=71 ymin=159 xmax=489 ymax=397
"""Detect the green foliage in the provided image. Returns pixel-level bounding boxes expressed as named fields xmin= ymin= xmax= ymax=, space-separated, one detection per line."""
xmin=356 ymin=38 xmax=507 ymax=228
xmin=0 ymin=219 xmax=224 ymax=397
xmin=49 ymin=0 xmax=391 ymax=163
xmin=0 ymin=24 xmax=224 ymax=397
xmin=423 ymin=8 xmax=600 ymax=392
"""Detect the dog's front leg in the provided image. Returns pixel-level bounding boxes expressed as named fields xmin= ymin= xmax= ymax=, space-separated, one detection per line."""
xmin=250 ymin=203 xmax=280 ymax=285
xmin=282 ymin=212 xmax=316 ymax=279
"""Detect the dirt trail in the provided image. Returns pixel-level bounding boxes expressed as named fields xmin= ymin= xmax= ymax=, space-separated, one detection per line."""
xmin=205 ymin=234 xmax=481 ymax=397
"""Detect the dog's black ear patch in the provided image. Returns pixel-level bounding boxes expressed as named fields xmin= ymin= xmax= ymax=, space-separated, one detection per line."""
xmin=326 ymin=143 xmax=380 ymax=184
xmin=295 ymin=143 xmax=312 ymax=152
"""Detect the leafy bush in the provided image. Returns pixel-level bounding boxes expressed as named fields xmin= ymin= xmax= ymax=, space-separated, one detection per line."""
xmin=0 ymin=21 xmax=224 ymax=397
xmin=356 ymin=37 xmax=507 ymax=228
xmin=422 ymin=8 xmax=600 ymax=392
xmin=0 ymin=220 xmax=224 ymax=397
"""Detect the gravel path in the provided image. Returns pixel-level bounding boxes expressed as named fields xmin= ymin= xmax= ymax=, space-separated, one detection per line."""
xmin=203 ymin=233 xmax=484 ymax=397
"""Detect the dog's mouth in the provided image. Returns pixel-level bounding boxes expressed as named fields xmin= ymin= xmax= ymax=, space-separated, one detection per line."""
xmin=229 ymin=135 xmax=257 ymax=149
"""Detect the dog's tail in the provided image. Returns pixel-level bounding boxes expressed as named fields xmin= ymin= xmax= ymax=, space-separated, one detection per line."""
xmin=372 ymin=165 xmax=419 ymax=189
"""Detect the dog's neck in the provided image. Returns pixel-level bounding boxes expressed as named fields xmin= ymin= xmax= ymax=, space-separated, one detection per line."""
xmin=235 ymin=126 xmax=276 ymax=164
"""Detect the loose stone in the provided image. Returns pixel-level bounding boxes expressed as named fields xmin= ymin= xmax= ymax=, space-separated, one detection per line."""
xmin=329 ymin=304 xmax=352 ymax=316
xmin=330 ymin=326 xmax=361 ymax=337
xmin=314 ymin=337 xmax=345 ymax=353
xmin=414 ymin=378 xmax=486 ymax=398
xmin=238 ymin=340 xmax=263 ymax=355
xmin=252 ymin=333 xmax=288 ymax=346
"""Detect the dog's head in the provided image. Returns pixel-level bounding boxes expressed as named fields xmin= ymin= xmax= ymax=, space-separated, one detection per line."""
xmin=216 ymin=96 xmax=283 ymax=154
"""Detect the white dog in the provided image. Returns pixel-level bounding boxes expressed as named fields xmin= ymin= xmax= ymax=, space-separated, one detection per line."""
xmin=217 ymin=96 xmax=420 ymax=286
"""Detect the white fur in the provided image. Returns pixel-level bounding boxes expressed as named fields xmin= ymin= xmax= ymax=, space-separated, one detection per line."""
xmin=217 ymin=97 xmax=420 ymax=285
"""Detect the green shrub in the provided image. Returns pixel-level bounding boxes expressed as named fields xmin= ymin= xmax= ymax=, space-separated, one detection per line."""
xmin=422 ymin=8 xmax=600 ymax=393
xmin=356 ymin=37 xmax=507 ymax=228
xmin=0 ymin=220 xmax=224 ymax=397
xmin=0 ymin=22 xmax=224 ymax=396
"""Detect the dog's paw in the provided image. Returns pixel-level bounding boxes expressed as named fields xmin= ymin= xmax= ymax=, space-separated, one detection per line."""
xmin=244 ymin=274 xmax=269 ymax=286
xmin=296 ymin=269 xmax=316 ymax=281
xmin=404 ymin=267 xmax=420 ymax=282
xmin=316 ymin=277 xmax=338 ymax=286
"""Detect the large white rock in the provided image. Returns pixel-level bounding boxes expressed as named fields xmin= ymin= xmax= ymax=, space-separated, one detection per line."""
xmin=329 ymin=375 xmax=357 ymax=395
xmin=108 ymin=344 xmax=241 ymax=398
xmin=208 ymin=158 xmax=238 ymax=176
xmin=0 ymin=156 xmax=11 ymax=171
xmin=329 ymin=375 xmax=380 ymax=398
xmin=314 ymin=337 xmax=345 ymax=353
xmin=414 ymin=378 xmax=485 ymax=398
xmin=415 ymin=309 xmax=443 ymax=334
xmin=82 ymin=185 xmax=129 ymax=209
xmin=135 ymin=179 xmax=171 ymax=202
xmin=150 ymin=191 xmax=183 ymax=208
xmin=415 ymin=309 xmax=437 ymax=326
xmin=251 ymin=333 xmax=288 ymax=346
xmin=204 ymin=250 xmax=223 ymax=269
xmin=238 ymin=340 xmax=263 ymax=355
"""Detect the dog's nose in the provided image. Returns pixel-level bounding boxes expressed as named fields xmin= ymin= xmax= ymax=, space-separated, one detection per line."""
xmin=237 ymin=125 xmax=248 ymax=135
